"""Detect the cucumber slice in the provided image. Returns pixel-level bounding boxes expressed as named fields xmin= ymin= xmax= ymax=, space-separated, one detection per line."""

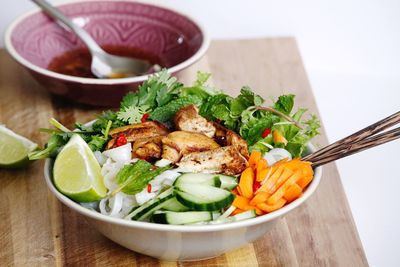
xmin=161 ymin=197 xmax=189 ymax=212
xmin=152 ymin=211 xmax=214 ymax=225
xmin=211 ymin=210 xmax=257 ymax=224
xmin=125 ymin=188 xmax=174 ymax=221
xmin=174 ymin=183 xmax=234 ymax=211
xmin=218 ymin=175 xmax=238 ymax=190
xmin=173 ymin=173 xmax=221 ymax=187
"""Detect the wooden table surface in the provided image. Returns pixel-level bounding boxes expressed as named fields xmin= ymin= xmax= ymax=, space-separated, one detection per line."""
xmin=0 ymin=38 xmax=368 ymax=266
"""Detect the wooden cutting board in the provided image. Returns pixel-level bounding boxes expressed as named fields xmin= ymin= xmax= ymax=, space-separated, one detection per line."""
xmin=0 ymin=38 xmax=368 ymax=266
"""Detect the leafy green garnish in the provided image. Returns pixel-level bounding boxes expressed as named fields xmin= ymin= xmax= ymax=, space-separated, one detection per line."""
xmin=117 ymin=105 xmax=150 ymax=124
xmin=28 ymin=133 xmax=69 ymax=160
xmin=30 ymin=69 xmax=320 ymax=161
xmin=112 ymin=160 xmax=171 ymax=195
xmin=273 ymin=94 xmax=295 ymax=115
xmin=149 ymin=95 xmax=202 ymax=122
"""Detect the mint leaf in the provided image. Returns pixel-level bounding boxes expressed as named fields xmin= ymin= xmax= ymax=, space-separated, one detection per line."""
xmin=114 ymin=160 xmax=170 ymax=195
xmin=199 ymin=94 xmax=232 ymax=120
xmin=212 ymin=104 xmax=231 ymax=121
xmin=273 ymin=94 xmax=295 ymax=115
xmin=246 ymin=116 xmax=278 ymax=145
xmin=149 ymin=96 xmax=201 ymax=122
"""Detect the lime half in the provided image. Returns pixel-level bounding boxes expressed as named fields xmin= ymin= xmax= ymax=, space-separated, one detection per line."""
xmin=0 ymin=125 xmax=37 ymax=168
xmin=53 ymin=134 xmax=107 ymax=202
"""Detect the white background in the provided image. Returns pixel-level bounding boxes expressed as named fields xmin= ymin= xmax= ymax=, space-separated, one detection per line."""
xmin=2 ymin=1 xmax=400 ymax=266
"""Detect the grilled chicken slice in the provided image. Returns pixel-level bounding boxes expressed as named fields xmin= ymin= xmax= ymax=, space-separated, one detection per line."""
xmin=213 ymin=122 xmax=249 ymax=158
xmin=174 ymin=105 xmax=216 ymax=138
xmin=107 ymin=121 xmax=169 ymax=149
xmin=132 ymin=136 xmax=163 ymax=161
xmin=177 ymin=146 xmax=248 ymax=175
xmin=161 ymin=131 xmax=220 ymax=163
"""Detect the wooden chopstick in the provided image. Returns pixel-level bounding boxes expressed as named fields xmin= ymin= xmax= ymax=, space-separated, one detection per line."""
xmin=308 ymin=126 xmax=400 ymax=167
xmin=303 ymin=111 xmax=400 ymax=162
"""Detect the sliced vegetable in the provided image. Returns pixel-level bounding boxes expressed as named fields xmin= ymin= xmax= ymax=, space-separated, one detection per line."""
xmin=267 ymin=170 xmax=302 ymax=205
xmin=283 ymin=184 xmax=303 ymax=202
xmin=232 ymin=195 xmax=252 ymax=211
xmin=248 ymin=150 xmax=262 ymax=169
xmin=174 ymin=173 xmax=221 ymax=188
xmin=257 ymin=198 xmax=287 ymax=213
xmin=211 ymin=210 xmax=257 ymax=224
xmin=174 ymin=183 xmax=234 ymax=211
xmin=238 ymin=167 xmax=255 ymax=199
xmin=162 ymin=197 xmax=190 ymax=212
xmin=125 ymin=188 xmax=174 ymax=220
xmin=152 ymin=210 xmax=214 ymax=225
xmin=297 ymin=175 xmax=313 ymax=189
xmin=249 ymin=191 xmax=270 ymax=206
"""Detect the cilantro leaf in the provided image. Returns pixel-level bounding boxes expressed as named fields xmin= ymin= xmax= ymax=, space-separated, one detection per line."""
xmin=117 ymin=105 xmax=150 ymax=124
xmin=194 ymin=71 xmax=211 ymax=87
xmin=120 ymin=92 xmax=139 ymax=109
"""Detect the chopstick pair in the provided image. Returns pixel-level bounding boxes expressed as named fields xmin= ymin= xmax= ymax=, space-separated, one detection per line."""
xmin=302 ymin=111 xmax=400 ymax=167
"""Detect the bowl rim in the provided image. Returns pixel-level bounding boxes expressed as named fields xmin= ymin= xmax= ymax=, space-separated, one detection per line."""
xmin=43 ymin=143 xmax=322 ymax=232
xmin=4 ymin=0 xmax=210 ymax=85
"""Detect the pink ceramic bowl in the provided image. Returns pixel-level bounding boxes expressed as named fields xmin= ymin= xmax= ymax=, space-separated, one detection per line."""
xmin=5 ymin=0 xmax=209 ymax=106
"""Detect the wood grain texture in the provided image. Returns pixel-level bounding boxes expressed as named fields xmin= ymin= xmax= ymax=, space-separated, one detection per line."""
xmin=0 ymin=38 xmax=368 ymax=267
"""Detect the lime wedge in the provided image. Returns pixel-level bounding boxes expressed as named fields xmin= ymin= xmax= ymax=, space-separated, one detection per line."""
xmin=0 ymin=125 xmax=37 ymax=168
xmin=53 ymin=134 xmax=107 ymax=202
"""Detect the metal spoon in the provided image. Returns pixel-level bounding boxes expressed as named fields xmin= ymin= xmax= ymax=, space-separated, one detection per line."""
xmin=31 ymin=0 xmax=151 ymax=78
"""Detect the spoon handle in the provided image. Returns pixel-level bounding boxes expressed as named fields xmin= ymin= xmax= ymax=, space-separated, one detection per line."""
xmin=31 ymin=0 xmax=103 ymax=53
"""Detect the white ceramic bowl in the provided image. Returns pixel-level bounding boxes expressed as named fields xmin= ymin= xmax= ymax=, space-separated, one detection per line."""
xmin=44 ymin=145 xmax=322 ymax=261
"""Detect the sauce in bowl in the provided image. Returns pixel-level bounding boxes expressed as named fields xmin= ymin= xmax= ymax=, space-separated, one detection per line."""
xmin=47 ymin=45 xmax=165 ymax=78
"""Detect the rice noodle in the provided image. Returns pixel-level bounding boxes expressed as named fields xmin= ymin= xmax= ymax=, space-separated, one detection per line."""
xmin=99 ymin=193 xmax=123 ymax=217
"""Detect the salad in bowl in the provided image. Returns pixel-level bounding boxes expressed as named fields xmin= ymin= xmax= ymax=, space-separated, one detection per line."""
xmin=31 ymin=70 xmax=320 ymax=226
xmin=31 ymin=70 xmax=322 ymax=260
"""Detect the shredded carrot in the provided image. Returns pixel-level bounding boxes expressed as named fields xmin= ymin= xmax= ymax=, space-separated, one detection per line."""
xmin=238 ymin=167 xmax=255 ymax=199
xmin=284 ymin=184 xmax=303 ymax=202
xmin=256 ymin=158 xmax=268 ymax=174
xmin=257 ymin=198 xmax=287 ymax=213
xmin=248 ymin=150 xmax=262 ymax=169
xmin=267 ymin=170 xmax=302 ymax=205
xmin=257 ymin=166 xmax=284 ymax=193
xmin=256 ymin=168 xmax=269 ymax=183
xmin=249 ymin=191 xmax=270 ymax=206
xmin=268 ymin=168 xmax=294 ymax=194
xmin=237 ymin=154 xmax=314 ymax=215
xmin=297 ymin=175 xmax=313 ymax=189
xmin=232 ymin=195 xmax=251 ymax=210
xmin=255 ymin=207 xmax=264 ymax=215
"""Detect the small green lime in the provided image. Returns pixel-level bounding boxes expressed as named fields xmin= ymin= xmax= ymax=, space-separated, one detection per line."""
xmin=0 ymin=125 xmax=37 ymax=168
xmin=53 ymin=134 xmax=107 ymax=202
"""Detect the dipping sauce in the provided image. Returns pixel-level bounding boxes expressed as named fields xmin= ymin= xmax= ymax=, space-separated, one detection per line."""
xmin=47 ymin=45 xmax=165 ymax=78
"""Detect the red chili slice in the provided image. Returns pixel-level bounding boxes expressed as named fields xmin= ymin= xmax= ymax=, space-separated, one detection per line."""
xmin=116 ymin=133 xmax=127 ymax=147
xmin=147 ymin=184 xmax=152 ymax=193
xmin=141 ymin=113 xmax=150 ymax=123
xmin=261 ymin=128 xmax=271 ymax=138
xmin=253 ymin=181 xmax=262 ymax=192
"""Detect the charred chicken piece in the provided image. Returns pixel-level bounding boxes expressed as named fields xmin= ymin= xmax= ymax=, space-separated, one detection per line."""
xmin=174 ymin=105 xmax=216 ymax=138
xmin=107 ymin=121 xmax=169 ymax=149
xmin=213 ymin=122 xmax=249 ymax=158
xmin=177 ymin=146 xmax=248 ymax=175
xmin=161 ymin=131 xmax=220 ymax=163
xmin=132 ymin=136 xmax=163 ymax=161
